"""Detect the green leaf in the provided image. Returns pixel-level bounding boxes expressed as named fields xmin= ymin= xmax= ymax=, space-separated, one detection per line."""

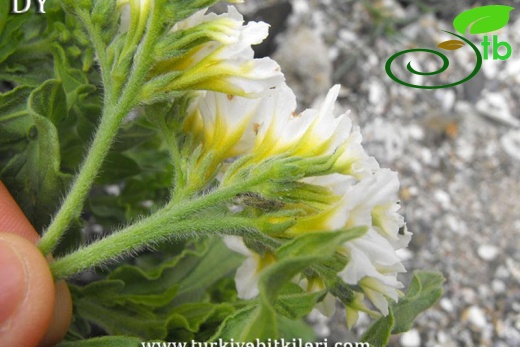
xmin=210 ymin=305 xmax=278 ymax=341
xmin=392 ymin=271 xmax=445 ymax=333
xmin=107 ymin=238 xmax=243 ymax=302
xmin=276 ymin=283 xmax=325 ymax=319
xmin=211 ymin=229 xmax=366 ymax=342
xmin=360 ymin=308 xmax=394 ymax=347
xmin=277 ymin=315 xmax=316 ymax=342
xmin=0 ymin=81 xmax=72 ymax=232
xmin=71 ymin=283 xmax=168 ymax=339
xmin=262 ymin=228 xmax=366 ymax=306
xmin=56 ymin=336 xmax=142 ymax=347
xmin=168 ymin=302 xmax=235 ymax=334
xmin=68 ymin=239 xmax=243 ymax=339
xmin=359 ymin=271 xmax=444 ymax=346
xmin=453 ymin=5 xmax=515 ymax=35
xmin=29 ymin=79 xmax=68 ymax=127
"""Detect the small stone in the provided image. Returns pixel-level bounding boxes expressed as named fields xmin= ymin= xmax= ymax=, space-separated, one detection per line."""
xmin=400 ymin=329 xmax=421 ymax=347
xmin=434 ymin=189 xmax=451 ymax=209
xmin=440 ymin=298 xmax=454 ymax=313
xmin=478 ymin=245 xmax=500 ymax=261
xmin=464 ymin=306 xmax=487 ymax=330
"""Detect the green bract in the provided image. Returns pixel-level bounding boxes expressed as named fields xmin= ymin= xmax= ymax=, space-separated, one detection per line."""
xmin=0 ymin=1 xmax=443 ymax=346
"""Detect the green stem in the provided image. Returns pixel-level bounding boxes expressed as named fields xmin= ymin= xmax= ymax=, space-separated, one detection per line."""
xmin=76 ymin=9 xmax=113 ymax=100
xmin=50 ymin=171 xmax=272 ymax=279
xmin=155 ymin=116 xmax=185 ymax=201
xmin=51 ymin=207 xmax=256 ymax=280
xmin=39 ymin=103 xmax=124 ymax=255
xmin=39 ymin=5 xmax=163 ymax=255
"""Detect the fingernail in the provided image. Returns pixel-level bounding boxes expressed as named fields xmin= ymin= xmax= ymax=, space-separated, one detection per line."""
xmin=0 ymin=239 xmax=27 ymax=326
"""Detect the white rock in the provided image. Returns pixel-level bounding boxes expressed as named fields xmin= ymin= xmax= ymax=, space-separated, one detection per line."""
xmin=434 ymin=189 xmax=451 ymax=209
xmin=407 ymin=124 xmax=425 ymax=141
xmin=477 ymin=245 xmax=500 ymax=261
xmin=440 ymin=298 xmax=454 ymax=313
xmin=466 ymin=306 xmax=487 ymax=330
xmin=400 ymin=329 xmax=421 ymax=347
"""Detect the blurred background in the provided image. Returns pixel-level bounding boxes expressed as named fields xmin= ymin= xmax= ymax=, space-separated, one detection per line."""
xmin=217 ymin=0 xmax=520 ymax=346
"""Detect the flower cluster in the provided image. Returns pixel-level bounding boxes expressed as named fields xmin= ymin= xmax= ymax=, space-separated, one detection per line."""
xmin=179 ymin=5 xmax=412 ymax=327
xmin=123 ymin=4 xmax=285 ymax=100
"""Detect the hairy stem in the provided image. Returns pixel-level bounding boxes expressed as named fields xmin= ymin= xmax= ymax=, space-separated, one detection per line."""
xmin=39 ymin=5 xmax=160 ymax=255
xmin=39 ymin=103 xmax=124 ymax=255
xmin=51 ymin=207 xmax=256 ymax=280
xmin=49 ymin=171 xmax=272 ymax=279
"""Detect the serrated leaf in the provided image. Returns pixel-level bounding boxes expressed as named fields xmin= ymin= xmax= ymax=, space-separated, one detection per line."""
xmin=56 ymin=336 xmax=142 ymax=347
xmin=453 ymin=5 xmax=515 ymax=35
xmin=437 ymin=40 xmax=465 ymax=51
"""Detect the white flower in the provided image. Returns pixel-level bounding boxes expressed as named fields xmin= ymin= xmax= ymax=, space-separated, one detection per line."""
xmin=288 ymin=169 xmax=410 ymax=319
xmin=184 ymin=91 xmax=264 ymax=160
xmin=188 ymin=82 xmax=411 ymax=321
xmin=250 ymin=84 xmax=350 ymax=160
xmin=223 ymin=236 xmax=275 ymax=300
xmin=157 ymin=6 xmax=284 ymax=96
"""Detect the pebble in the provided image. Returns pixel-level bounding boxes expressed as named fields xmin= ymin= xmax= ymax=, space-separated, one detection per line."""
xmin=477 ymin=245 xmax=500 ymax=261
xmin=434 ymin=190 xmax=451 ymax=210
xmin=440 ymin=298 xmax=455 ymax=313
xmin=464 ymin=306 xmax=487 ymax=330
xmin=400 ymin=329 xmax=421 ymax=347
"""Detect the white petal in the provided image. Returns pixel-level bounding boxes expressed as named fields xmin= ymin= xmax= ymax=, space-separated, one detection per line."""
xmin=223 ymin=235 xmax=251 ymax=256
xmin=235 ymin=256 xmax=260 ymax=299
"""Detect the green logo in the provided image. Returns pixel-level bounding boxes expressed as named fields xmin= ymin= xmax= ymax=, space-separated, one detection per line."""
xmin=385 ymin=5 xmax=515 ymax=89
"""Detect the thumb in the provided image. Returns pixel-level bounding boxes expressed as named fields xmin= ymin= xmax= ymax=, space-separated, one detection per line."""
xmin=0 ymin=233 xmax=55 ymax=347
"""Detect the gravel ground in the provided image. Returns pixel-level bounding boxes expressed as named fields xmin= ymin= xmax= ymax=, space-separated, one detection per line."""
xmin=228 ymin=1 xmax=520 ymax=346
